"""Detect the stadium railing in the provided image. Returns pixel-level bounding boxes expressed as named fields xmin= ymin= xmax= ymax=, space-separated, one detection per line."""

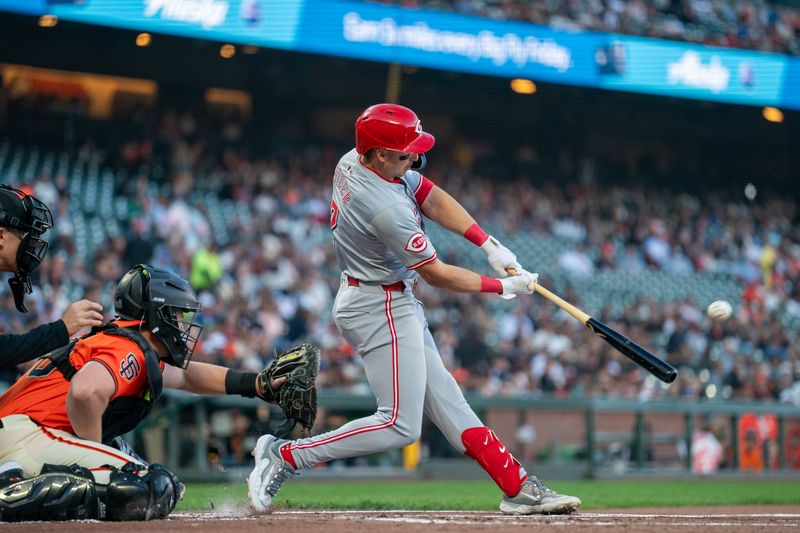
xmin=132 ymin=390 xmax=800 ymax=480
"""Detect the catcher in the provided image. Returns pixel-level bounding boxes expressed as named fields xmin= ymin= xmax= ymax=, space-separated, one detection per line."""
xmin=0 ymin=263 xmax=319 ymax=521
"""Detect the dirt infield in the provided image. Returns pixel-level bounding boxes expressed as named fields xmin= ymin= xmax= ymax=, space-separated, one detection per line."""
xmin=1 ymin=506 xmax=799 ymax=532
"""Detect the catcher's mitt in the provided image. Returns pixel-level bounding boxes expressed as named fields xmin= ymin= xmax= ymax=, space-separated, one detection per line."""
xmin=257 ymin=343 xmax=320 ymax=437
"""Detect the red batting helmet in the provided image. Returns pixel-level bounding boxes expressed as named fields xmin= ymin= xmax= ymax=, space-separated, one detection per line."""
xmin=355 ymin=103 xmax=436 ymax=155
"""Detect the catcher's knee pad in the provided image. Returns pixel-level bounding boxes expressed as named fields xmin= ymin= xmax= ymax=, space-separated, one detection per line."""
xmin=0 ymin=464 xmax=100 ymax=521
xmin=103 ymin=463 xmax=183 ymax=521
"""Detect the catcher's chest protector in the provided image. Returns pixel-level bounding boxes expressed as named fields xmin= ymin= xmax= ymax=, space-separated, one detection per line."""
xmin=47 ymin=324 xmax=163 ymax=442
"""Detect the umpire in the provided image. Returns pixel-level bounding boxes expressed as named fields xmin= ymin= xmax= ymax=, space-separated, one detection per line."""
xmin=0 ymin=185 xmax=102 ymax=366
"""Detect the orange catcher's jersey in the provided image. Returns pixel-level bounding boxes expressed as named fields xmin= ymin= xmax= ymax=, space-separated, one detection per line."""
xmin=0 ymin=320 xmax=165 ymax=434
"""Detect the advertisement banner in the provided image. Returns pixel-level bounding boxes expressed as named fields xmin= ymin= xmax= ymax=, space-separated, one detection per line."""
xmin=294 ymin=0 xmax=603 ymax=87
xmin=781 ymin=57 xmax=800 ymax=109
xmin=597 ymin=36 xmax=788 ymax=107
xmin=0 ymin=0 xmax=303 ymax=49
xmin=0 ymin=0 xmax=797 ymax=109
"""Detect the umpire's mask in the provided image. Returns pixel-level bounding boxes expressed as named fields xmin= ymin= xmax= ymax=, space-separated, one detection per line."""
xmin=0 ymin=185 xmax=53 ymax=312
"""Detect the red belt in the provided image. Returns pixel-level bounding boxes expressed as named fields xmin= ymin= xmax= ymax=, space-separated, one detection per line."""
xmin=347 ymin=275 xmax=406 ymax=292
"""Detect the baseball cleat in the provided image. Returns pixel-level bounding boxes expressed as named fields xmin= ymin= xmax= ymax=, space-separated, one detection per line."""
xmin=499 ymin=476 xmax=581 ymax=515
xmin=247 ymin=435 xmax=298 ymax=512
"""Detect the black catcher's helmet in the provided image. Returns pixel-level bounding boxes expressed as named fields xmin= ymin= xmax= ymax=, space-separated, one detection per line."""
xmin=0 ymin=185 xmax=53 ymax=312
xmin=114 ymin=264 xmax=204 ymax=368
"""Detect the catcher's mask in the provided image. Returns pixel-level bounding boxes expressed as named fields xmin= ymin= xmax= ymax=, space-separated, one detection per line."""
xmin=114 ymin=264 xmax=204 ymax=368
xmin=0 ymin=185 xmax=53 ymax=313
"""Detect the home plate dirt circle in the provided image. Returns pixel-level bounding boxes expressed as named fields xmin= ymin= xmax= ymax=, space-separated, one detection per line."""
xmin=0 ymin=507 xmax=798 ymax=532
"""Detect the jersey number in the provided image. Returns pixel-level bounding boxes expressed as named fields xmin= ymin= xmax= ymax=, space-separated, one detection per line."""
xmin=330 ymin=199 xmax=339 ymax=230
xmin=28 ymin=358 xmax=57 ymax=379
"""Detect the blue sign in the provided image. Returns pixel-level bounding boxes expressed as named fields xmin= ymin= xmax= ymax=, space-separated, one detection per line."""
xmin=0 ymin=0 xmax=43 ymax=15
xmin=0 ymin=0 xmax=797 ymax=109
xmin=782 ymin=57 xmax=800 ymax=109
xmin=0 ymin=0 xmax=303 ymax=49
xmin=294 ymin=0 xmax=604 ymax=87
xmin=597 ymin=36 xmax=788 ymax=107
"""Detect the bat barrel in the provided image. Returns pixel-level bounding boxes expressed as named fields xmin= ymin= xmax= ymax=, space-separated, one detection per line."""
xmin=586 ymin=318 xmax=677 ymax=384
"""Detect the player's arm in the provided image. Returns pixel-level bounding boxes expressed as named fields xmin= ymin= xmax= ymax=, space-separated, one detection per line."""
xmin=419 ymin=184 xmax=476 ymax=235
xmin=0 ymin=321 xmax=70 ymax=367
xmin=416 ymin=258 xmax=533 ymax=297
xmin=66 ymin=361 xmax=116 ymax=442
xmin=421 ymin=185 xmax=521 ymax=276
xmin=162 ymin=361 xmax=284 ymax=397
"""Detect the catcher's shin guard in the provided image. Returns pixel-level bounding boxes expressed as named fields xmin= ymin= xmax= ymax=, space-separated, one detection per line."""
xmin=462 ymin=427 xmax=527 ymax=497
xmin=101 ymin=463 xmax=184 ymax=521
xmin=0 ymin=464 xmax=100 ymax=521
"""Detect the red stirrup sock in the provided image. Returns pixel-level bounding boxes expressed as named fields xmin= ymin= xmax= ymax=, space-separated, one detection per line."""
xmin=280 ymin=443 xmax=298 ymax=469
xmin=462 ymin=426 xmax=527 ymax=497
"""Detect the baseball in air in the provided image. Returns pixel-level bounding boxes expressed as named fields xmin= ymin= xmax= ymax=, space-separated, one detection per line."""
xmin=707 ymin=300 xmax=733 ymax=321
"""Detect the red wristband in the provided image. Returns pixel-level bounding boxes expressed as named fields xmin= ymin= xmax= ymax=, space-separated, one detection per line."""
xmin=464 ymin=223 xmax=489 ymax=246
xmin=480 ymin=275 xmax=503 ymax=294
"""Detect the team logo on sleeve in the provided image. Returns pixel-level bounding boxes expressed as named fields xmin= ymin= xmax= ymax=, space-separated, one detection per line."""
xmin=119 ymin=353 xmax=141 ymax=381
xmin=405 ymin=232 xmax=428 ymax=253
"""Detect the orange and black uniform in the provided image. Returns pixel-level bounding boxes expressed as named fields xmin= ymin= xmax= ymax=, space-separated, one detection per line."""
xmin=0 ymin=320 xmax=163 ymax=483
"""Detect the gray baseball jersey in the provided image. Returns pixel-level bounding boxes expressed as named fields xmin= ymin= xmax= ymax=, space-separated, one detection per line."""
xmin=330 ymin=149 xmax=437 ymax=283
xmin=285 ymin=149 xmax=483 ymax=469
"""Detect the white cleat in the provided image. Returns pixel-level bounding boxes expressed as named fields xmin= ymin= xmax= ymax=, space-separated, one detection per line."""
xmin=247 ymin=434 xmax=299 ymax=512
xmin=500 ymin=476 xmax=581 ymax=515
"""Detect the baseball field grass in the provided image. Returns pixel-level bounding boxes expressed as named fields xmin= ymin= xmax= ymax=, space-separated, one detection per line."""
xmin=178 ymin=479 xmax=800 ymax=511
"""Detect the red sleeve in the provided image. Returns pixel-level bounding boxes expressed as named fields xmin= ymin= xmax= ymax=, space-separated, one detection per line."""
xmin=414 ymin=175 xmax=435 ymax=212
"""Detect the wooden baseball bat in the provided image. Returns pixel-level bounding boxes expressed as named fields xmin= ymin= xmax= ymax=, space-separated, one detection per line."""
xmin=507 ymin=269 xmax=677 ymax=383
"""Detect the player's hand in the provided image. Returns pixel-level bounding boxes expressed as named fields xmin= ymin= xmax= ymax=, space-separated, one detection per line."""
xmin=499 ymin=270 xmax=538 ymax=298
xmin=481 ymin=236 xmax=522 ymax=277
xmin=61 ymin=299 xmax=104 ymax=336
xmin=257 ymin=376 xmax=287 ymax=397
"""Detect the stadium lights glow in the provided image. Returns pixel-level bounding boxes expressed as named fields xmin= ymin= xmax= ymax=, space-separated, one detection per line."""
xmin=38 ymin=15 xmax=58 ymax=28
xmin=136 ymin=33 xmax=152 ymax=47
xmin=242 ymin=45 xmax=258 ymax=55
xmin=510 ymin=79 xmax=537 ymax=94
xmin=220 ymin=44 xmax=236 ymax=59
xmin=762 ymin=107 xmax=783 ymax=123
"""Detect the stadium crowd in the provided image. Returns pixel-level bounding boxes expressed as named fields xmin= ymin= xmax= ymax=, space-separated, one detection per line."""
xmin=1 ymin=101 xmax=798 ymax=471
xmin=371 ymin=0 xmax=800 ymax=56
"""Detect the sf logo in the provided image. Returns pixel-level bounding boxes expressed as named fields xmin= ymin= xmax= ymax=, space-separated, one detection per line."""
xmin=119 ymin=353 xmax=141 ymax=381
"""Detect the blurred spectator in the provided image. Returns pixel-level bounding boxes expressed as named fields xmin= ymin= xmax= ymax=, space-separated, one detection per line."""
xmin=190 ymin=244 xmax=223 ymax=291
xmin=691 ymin=422 xmax=725 ymax=474
xmin=122 ymin=217 xmax=154 ymax=267
xmin=0 ymin=102 xmax=798 ymax=415
xmin=739 ymin=412 xmax=779 ymax=470
xmin=739 ymin=428 xmax=765 ymax=471
xmin=371 ymin=0 xmax=800 ymax=56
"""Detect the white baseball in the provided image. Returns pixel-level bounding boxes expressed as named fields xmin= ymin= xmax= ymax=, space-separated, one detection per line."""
xmin=707 ymin=300 xmax=733 ymax=321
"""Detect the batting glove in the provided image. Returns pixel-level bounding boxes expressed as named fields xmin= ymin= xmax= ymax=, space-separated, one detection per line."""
xmin=481 ymin=236 xmax=522 ymax=277
xmin=499 ymin=270 xmax=538 ymax=298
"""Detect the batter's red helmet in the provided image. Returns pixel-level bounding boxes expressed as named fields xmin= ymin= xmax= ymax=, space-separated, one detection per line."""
xmin=355 ymin=103 xmax=435 ymax=155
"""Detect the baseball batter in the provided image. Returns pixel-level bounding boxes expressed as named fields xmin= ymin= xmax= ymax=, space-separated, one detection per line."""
xmin=249 ymin=103 xmax=581 ymax=515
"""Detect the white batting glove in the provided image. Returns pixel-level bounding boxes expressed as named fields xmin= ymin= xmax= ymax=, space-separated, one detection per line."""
xmin=481 ymin=236 xmax=522 ymax=277
xmin=499 ymin=270 xmax=538 ymax=299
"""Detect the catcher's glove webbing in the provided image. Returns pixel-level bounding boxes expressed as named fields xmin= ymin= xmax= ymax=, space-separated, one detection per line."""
xmin=257 ymin=343 xmax=320 ymax=437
